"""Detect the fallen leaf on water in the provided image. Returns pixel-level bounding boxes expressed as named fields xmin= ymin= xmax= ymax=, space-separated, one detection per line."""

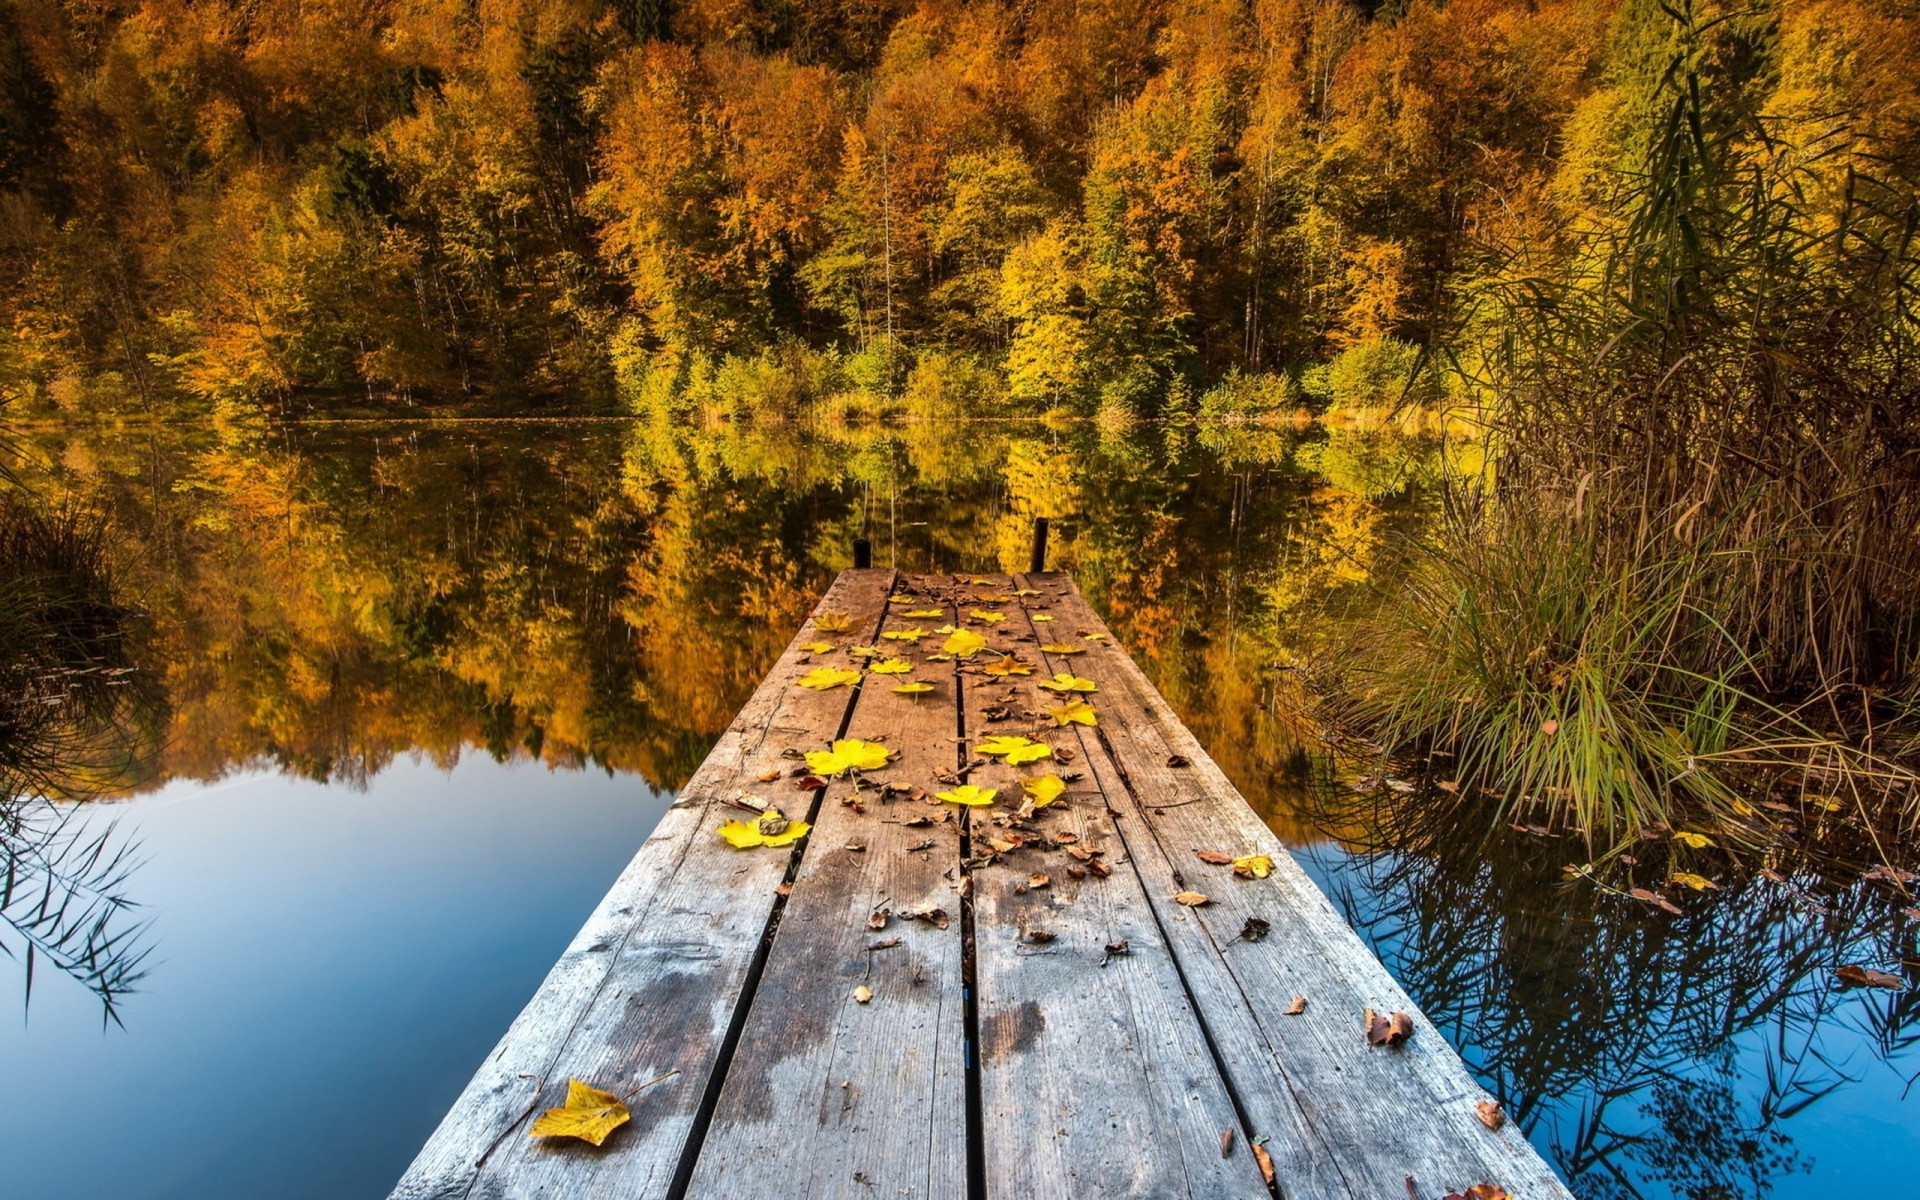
xmin=976 ymin=735 xmax=1053 ymax=765
xmin=1835 ymin=964 xmax=1905 ymax=989
xmin=1364 ymin=1009 xmax=1415 ymax=1047
xmin=1904 ymin=907 xmax=1920 ymax=920
xmin=1233 ymin=854 xmax=1275 ymax=879
xmin=1047 ymin=699 xmax=1098 ymax=728
xmin=868 ymin=658 xmax=913 ymax=674
xmin=1861 ymin=864 xmax=1920 ymax=884
xmin=1672 ymin=830 xmax=1715 ymax=849
xmin=984 ymin=658 xmax=1035 ymax=676
xmin=1441 ymin=1186 xmax=1511 ymax=1200
xmin=882 ymin=628 xmax=926 ymax=642
xmin=718 ymin=807 xmax=812 ymax=848
xmin=1237 ymin=917 xmax=1271 ymax=942
xmin=805 ymin=739 xmax=892 ymax=776
xmin=894 ymin=681 xmax=935 ymax=696
xmin=942 ymin=629 xmax=988 ymax=657
xmin=937 ymin=784 xmax=998 ymax=807
xmin=1629 ymin=886 xmax=1684 ymax=915
xmin=1196 ymin=850 xmax=1235 ymax=865
xmin=800 ymin=641 xmax=836 ymax=654
xmin=1475 ymin=1100 xmax=1506 ymax=1130
xmin=1174 ymin=891 xmax=1211 ymax=907
xmin=1286 ymin=997 xmax=1306 ymax=1015
xmin=529 ymin=1080 xmax=631 ymax=1146
xmin=854 ymin=985 xmax=873 ymax=1004
xmin=1251 ymin=1141 xmax=1275 ymax=1185
xmin=1038 ymin=643 xmax=1087 ymax=655
xmin=812 ymin=612 xmax=852 ymax=633
xmin=797 ymin=667 xmax=862 ymax=690
xmin=1037 ymin=673 xmax=1098 ymax=694
xmin=1022 ymin=774 xmax=1067 ymax=807
xmin=1669 ymin=871 xmax=1718 ymax=891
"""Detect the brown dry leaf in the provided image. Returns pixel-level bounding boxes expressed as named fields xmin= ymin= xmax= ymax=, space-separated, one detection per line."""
xmin=1475 ymin=1100 xmax=1506 ymax=1131
xmin=1167 ymin=754 xmax=1190 ymax=768
xmin=1195 ymin=850 xmax=1235 ymax=865
xmin=1441 ymin=1187 xmax=1512 ymax=1200
xmin=1629 ymin=886 xmax=1684 ymax=915
xmin=1286 ymin=996 xmax=1306 ymax=1015
xmin=1237 ymin=917 xmax=1271 ymax=942
xmin=868 ymin=937 xmax=901 ymax=951
xmin=1251 ymin=1141 xmax=1275 ymax=1186
xmin=1540 ymin=718 xmax=1559 ymax=736
xmin=1174 ymin=891 xmax=1210 ymax=907
xmin=1835 ymin=964 xmax=1905 ymax=989
xmin=1219 ymin=1127 xmax=1235 ymax=1158
xmin=1028 ymin=872 xmax=1051 ymax=889
xmin=867 ymin=908 xmax=890 ymax=931
xmin=903 ymin=906 xmax=950 ymax=930
xmin=853 ymin=985 xmax=873 ymax=1004
xmin=1365 ymin=1008 xmax=1415 ymax=1046
xmin=757 ymin=769 xmax=781 ymax=783
xmin=1025 ymin=929 xmax=1056 ymax=944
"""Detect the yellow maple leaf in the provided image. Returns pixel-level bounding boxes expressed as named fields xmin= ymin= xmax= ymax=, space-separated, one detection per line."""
xmin=1022 ymin=775 xmax=1066 ymax=807
xmin=529 ymin=1080 xmax=630 ymax=1146
xmin=813 ymin=612 xmax=852 ymax=633
xmin=903 ymin=608 xmax=945 ymax=619
xmin=1672 ymin=831 xmax=1715 ymax=849
xmin=1047 ymin=699 xmax=1098 ymax=727
xmin=805 ymin=739 xmax=892 ymax=776
xmin=1233 ymin=854 xmax=1275 ymax=879
xmin=969 ymin=610 xmax=1006 ymax=622
xmin=942 ymin=629 xmax=988 ymax=657
xmin=887 ymin=596 xmax=915 ymax=605
xmin=1037 ymin=673 xmax=1097 ymax=694
xmin=932 ymin=624 xmax=960 ymax=634
xmin=882 ymin=628 xmax=926 ymax=642
xmin=1032 ymin=614 xmax=1054 ymax=622
xmin=868 ymin=658 xmax=913 ymax=674
xmin=800 ymin=641 xmax=836 ymax=654
xmin=1038 ymin=643 xmax=1087 ymax=655
xmin=797 ymin=667 xmax=862 ymax=690
xmin=1084 ymin=633 xmax=1108 ymax=641
xmin=937 ymin=784 xmax=998 ymax=806
xmin=1012 ymin=588 xmax=1040 ymax=597
xmin=718 ymin=806 xmax=811 ymax=848
xmin=985 ymin=658 xmax=1035 ymax=676
xmin=1670 ymin=871 xmax=1718 ymax=891
xmin=976 ymin=735 xmax=1052 ymax=765
xmin=847 ymin=645 xmax=881 ymax=659
xmin=893 ymin=681 xmax=935 ymax=696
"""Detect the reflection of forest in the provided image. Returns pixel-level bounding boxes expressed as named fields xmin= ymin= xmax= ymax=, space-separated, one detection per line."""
xmin=16 ymin=419 xmax=1429 ymax=817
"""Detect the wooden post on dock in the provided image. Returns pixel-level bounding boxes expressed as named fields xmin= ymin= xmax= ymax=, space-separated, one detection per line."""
xmin=853 ymin=537 xmax=872 ymax=568
xmin=1029 ymin=518 xmax=1049 ymax=572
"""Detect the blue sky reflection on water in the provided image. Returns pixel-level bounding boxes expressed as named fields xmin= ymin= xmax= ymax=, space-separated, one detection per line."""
xmin=0 ymin=756 xmax=665 ymax=1200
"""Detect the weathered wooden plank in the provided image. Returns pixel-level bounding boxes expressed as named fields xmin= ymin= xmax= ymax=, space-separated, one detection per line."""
xmin=390 ymin=568 xmax=896 ymax=1200
xmin=959 ymin=575 xmax=1262 ymax=1199
xmin=686 ymin=579 xmax=967 ymax=1200
xmin=1022 ymin=573 xmax=1575 ymax=1200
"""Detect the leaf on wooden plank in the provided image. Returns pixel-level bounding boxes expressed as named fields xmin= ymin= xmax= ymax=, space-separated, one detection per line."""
xmin=942 ymin=629 xmax=988 ymax=657
xmin=902 ymin=906 xmax=950 ymax=929
xmin=1364 ymin=1008 xmax=1415 ymax=1047
xmin=1669 ymin=871 xmax=1718 ymax=891
xmin=812 ymin=612 xmax=853 ymax=633
xmin=1475 ymin=1100 xmax=1506 ymax=1131
xmin=976 ymin=735 xmax=1052 ymax=764
xmin=1220 ymin=1128 xmax=1235 ymax=1158
xmin=1032 ymin=613 xmax=1054 ymax=622
xmin=1038 ymin=643 xmax=1087 ymax=655
xmin=1835 ymin=965 xmax=1905 ymax=989
xmin=1166 ymin=754 xmax=1190 ymax=767
xmin=847 ymin=644 xmax=882 ymax=659
xmin=1629 ymin=886 xmax=1683 ymax=915
xmin=1046 ymin=699 xmax=1098 ymax=727
xmin=1174 ymin=891 xmax=1210 ymax=907
xmin=1233 ymin=854 xmax=1275 ymax=879
xmin=937 ymin=784 xmax=998 ymax=807
xmin=1196 ymin=850 xmax=1235 ymax=865
xmin=984 ymin=657 xmax=1035 ymax=676
xmin=1672 ymin=830 xmax=1715 ymax=849
xmin=894 ymin=681 xmax=936 ymax=696
xmin=1025 ymin=928 xmax=1056 ymax=943
xmin=1027 ymin=872 xmax=1050 ymax=889
xmin=1037 ymin=673 xmax=1097 ymax=693
xmin=794 ymin=775 xmax=828 ymax=792
xmin=1021 ymin=774 xmax=1067 ymax=807
xmin=805 ymin=739 xmax=893 ymax=776
xmin=717 ymin=807 xmax=811 ymax=848
xmin=854 ymin=985 xmax=873 ymax=1004
xmin=867 ymin=908 xmax=890 ymax=930
xmin=868 ymin=658 xmax=914 ymax=674
xmin=1441 ymin=1186 xmax=1512 ymax=1200
xmin=797 ymin=666 xmax=862 ymax=690
xmin=1251 ymin=1141 xmax=1275 ymax=1185
xmin=1237 ymin=917 xmax=1271 ymax=942
xmin=969 ymin=609 xmax=1006 ymax=622
xmin=529 ymin=1080 xmax=631 ymax=1146
xmin=882 ymin=628 xmax=926 ymax=642
xmin=800 ymin=641 xmax=836 ymax=654
xmin=902 ymin=608 xmax=945 ymax=618
xmin=1286 ymin=996 xmax=1306 ymax=1015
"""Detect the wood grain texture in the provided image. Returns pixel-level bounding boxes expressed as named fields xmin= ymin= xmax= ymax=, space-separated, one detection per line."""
xmin=686 ymin=579 xmax=967 ymax=1200
xmin=958 ymin=575 xmax=1263 ymax=1199
xmin=1019 ymin=572 xmax=1575 ymax=1200
xmin=390 ymin=569 xmax=896 ymax=1200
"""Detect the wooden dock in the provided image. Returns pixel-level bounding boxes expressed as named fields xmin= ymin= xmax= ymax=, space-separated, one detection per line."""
xmin=391 ymin=570 xmax=1574 ymax=1200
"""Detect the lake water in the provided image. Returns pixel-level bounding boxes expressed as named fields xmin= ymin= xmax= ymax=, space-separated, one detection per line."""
xmin=2 ymin=417 xmax=1913 ymax=1199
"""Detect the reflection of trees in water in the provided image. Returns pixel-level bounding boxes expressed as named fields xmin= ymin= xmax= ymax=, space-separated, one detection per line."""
xmin=0 ymin=498 xmax=160 ymax=1023
xmin=1296 ymin=785 xmax=1918 ymax=1200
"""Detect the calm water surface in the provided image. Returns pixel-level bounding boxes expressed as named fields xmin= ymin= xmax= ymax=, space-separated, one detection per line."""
xmin=2 ymin=418 xmax=1912 ymax=1199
